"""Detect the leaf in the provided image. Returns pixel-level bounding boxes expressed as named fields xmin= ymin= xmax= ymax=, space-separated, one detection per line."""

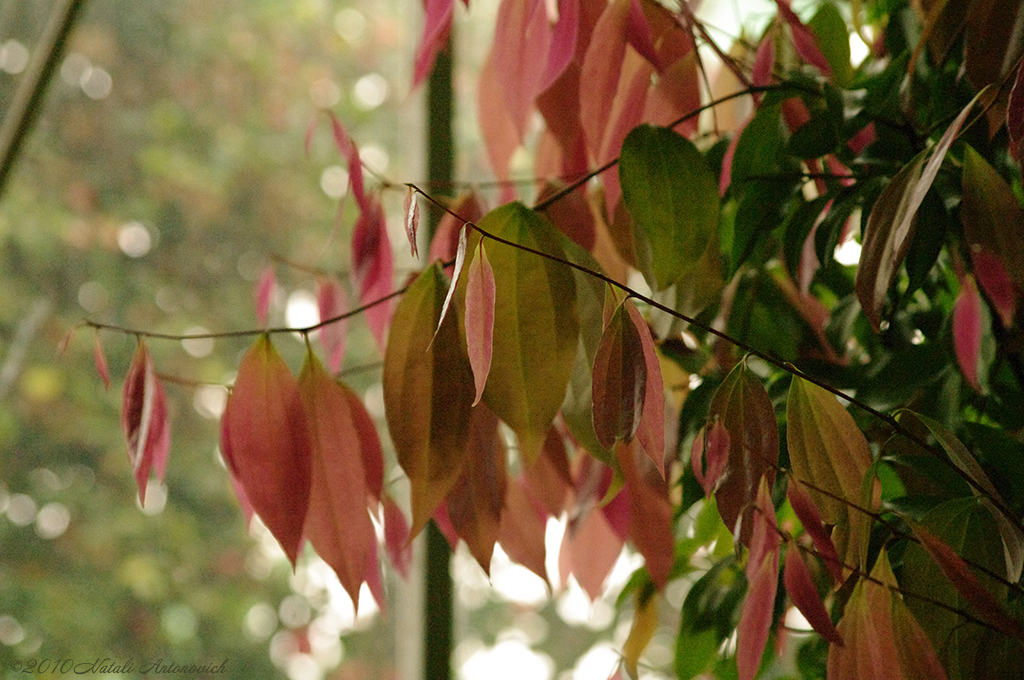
xmin=592 ymin=300 xmax=647 ymax=449
xmin=622 ymin=587 xmax=658 ymax=680
xmin=539 ymin=0 xmax=578 ymax=91
xmin=617 ymin=440 xmax=673 ymax=589
xmin=403 ymin=185 xmax=421 ymax=258
xmin=910 ymin=522 xmax=1024 ymax=642
xmin=221 ymin=335 xmax=312 ymax=565
xmin=298 ymin=350 xmax=376 ymax=607
xmin=737 ymin=479 xmax=779 ymax=680
xmin=691 ymin=419 xmax=730 ymax=498
xmin=625 ymin=0 xmax=661 ymax=72
xmin=316 ymin=277 xmax=349 ymax=374
xmin=1008 ymin=58 xmax=1024 ymax=161
xmin=345 ymin=387 xmax=384 ymax=503
xmin=382 ymin=493 xmax=412 ymax=579
xmin=952 ymin=273 xmax=987 ymax=392
xmin=786 ymin=476 xmax=844 ymax=583
xmin=856 ymin=92 xmax=983 ymax=331
xmin=498 ymin=476 xmax=549 ymax=584
xmin=808 ymin=1 xmax=852 ymax=87
xmin=478 ymin=51 xmax=521 ymax=188
xmin=492 ymin=0 xmax=552 ymax=141
xmin=961 ymin=143 xmax=1024 ymax=296
xmin=446 ymin=403 xmax=507 ymax=574
xmin=121 ymin=340 xmax=170 ymax=507
xmin=783 ymin=545 xmax=843 ymax=645
xmin=429 ymin=192 xmax=485 ymax=262
xmin=774 ymin=0 xmax=831 ymax=76
xmin=626 ymin=300 xmax=665 ymax=475
xmin=707 ymin=360 xmax=779 ymax=547
xmin=328 ymin=112 xmax=366 ymax=210
xmin=254 ymin=264 xmax=276 ymax=326
xmin=93 ymin=332 xmax=110 ymax=391
xmin=579 ymin=0 xmax=631 ymax=166
xmin=522 ymin=426 xmax=572 ymax=517
xmin=620 ymin=124 xmax=719 ymax=290
xmin=786 ymin=376 xmax=873 ymax=570
xmin=434 ymin=224 xmax=468 ymax=343
xmin=382 ymin=263 xmax=476 ymax=538
xmin=352 ymin=194 xmax=394 ymax=353
xmin=560 ymin=500 xmax=623 ymax=599
xmin=412 ymin=0 xmax=454 ymax=89
xmin=465 ymin=239 xmax=495 ymax=405
xmin=472 ymin=203 xmax=579 ymax=464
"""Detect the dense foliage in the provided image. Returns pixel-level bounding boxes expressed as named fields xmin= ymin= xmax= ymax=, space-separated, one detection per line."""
xmin=8 ymin=0 xmax=1024 ymax=678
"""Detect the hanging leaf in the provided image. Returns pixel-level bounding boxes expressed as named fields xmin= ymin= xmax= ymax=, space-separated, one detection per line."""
xmin=316 ymin=277 xmax=350 ymax=374
xmin=856 ymin=92 xmax=983 ymax=331
xmin=383 ymin=263 xmax=476 ymax=538
xmin=254 ymin=265 xmax=276 ymax=326
xmin=622 ymin=587 xmax=659 ymax=680
xmin=579 ymin=0 xmax=631 ymax=166
xmin=93 ymin=332 xmax=110 ymax=391
xmin=691 ymin=419 xmax=730 ymax=498
xmin=620 ymin=124 xmax=719 ymax=290
xmin=328 ymin=112 xmax=366 ymax=210
xmin=539 ymin=0 xmax=579 ymax=92
xmin=221 ymin=335 xmax=311 ymax=565
xmin=498 ymin=476 xmax=550 ymax=584
xmin=471 ymin=203 xmax=579 ymax=464
xmin=592 ymin=300 xmax=647 ymax=449
xmin=617 ymin=440 xmax=673 ymax=589
xmin=345 ymin=386 xmax=384 ymax=503
xmin=952 ymin=272 xmax=989 ymax=392
xmin=434 ymin=224 xmax=468 ymax=343
xmin=478 ymin=51 xmax=521 ymax=189
xmin=352 ymin=195 xmax=394 ymax=353
xmin=909 ymin=522 xmax=1024 ymax=641
xmin=298 ymin=350 xmax=376 ymax=608
xmin=412 ymin=0 xmax=454 ymax=88
xmin=773 ymin=0 xmax=832 ymax=76
xmin=786 ymin=476 xmax=844 ymax=583
xmin=626 ymin=300 xmax=665 ymax=474
xmin=492 ymin=0 xmax=552 ymax=141
xmin=624 ymin=0 xmax=662 ymax=72
xmin=707 ymin=360 xmax=779 ymax=546
xmin=446 ymin=403 xmax=507 ymax=573
xmin=1008 ymin=58 xmax=1024 ymax=161
xmin=787 ymin=376 xmax=873 ymax=570
xmin=121 ymin=340 xmax=170 ymax=506
xmin=783 ymin=544 xmax=843 ymax=645
xmin=403 ymin=185 xmax=421 ymax=258
xmin=737 ymin=477 xmax=780 ymax=680
xmin=465 ymin=239 xmax=495 ymax=405
xmin=382 ymin=493 xmax=412 ymax=579
xmin=522 ymin=426 xmax=572 ymax=517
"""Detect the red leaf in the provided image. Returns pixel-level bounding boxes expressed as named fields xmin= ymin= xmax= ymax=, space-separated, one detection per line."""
xmin=784 ymin=545 xmax=843 ymax=645
xmin=465 ymin=240 xmax=496 ymax=406
xmin=121 ymin=341 xmax=170 ymax=507
xmin=592 ymin=299 xmax=648 ymax=449
xmin=953 ymin=272 xmax=984 ymax=391
xmin=254 ymin=265 xmax=276 ymax=326
xmin=383 ymin=493 xmax=412 ymax=579
xmin=774 ymin=0 xmax=831 ymax=76
xmin=625 ymin=301 xmax=665 ymax=475
xmin=539 ymin=0 xmax=579 ymax=92
xmin=93 ymin=332 xmax=110 ymax=391
xmin=404 ymin=185 xmax=421 ymax=258
xmin=910 ymin=523 xmax=1024 ymax=641
xmin=221 ymin=335 xmax=312 ymax=565
xmin=493 ymin=0 xmax=552 ymax=141
xmin=351 ymin=195 xmax=394 ymax=353
xmin=787 ymin=477 xmax=844 ymax=583
xmin=432 ymin=502 xmax=459 ymax=551
xmin=412 ymin=0 xmax=455 ymax=89
xmin=625 ymin=0 xmax=662 ymax=71
xmin=298 ymin=351 xmax=376 ymax=607
xmin=691 ymin=419 xmax=730 ymax=498
xmin=752 ymin=26 xmax=776 ymax=88
xmin=522 ymin=426 xmax=572 ymax=517
xmin=447 ymin=403 xmax=507 ymax=573
xmin=499 ymin=476 xmax=550 ymax=584
xmin=616 ymin=440 xmax=673 ymax=589
xmin=328 ymin=112 xmax=366 ymax=210
xmin=316 ymin=277 xmax=349 ymax=374
xmin=971 ymin=248 xmax=1016 ymax=327
xmin=738 ymin=546 xmax=779 ymax=680
xmin=345 ymin=387 xmax=384 ymax=503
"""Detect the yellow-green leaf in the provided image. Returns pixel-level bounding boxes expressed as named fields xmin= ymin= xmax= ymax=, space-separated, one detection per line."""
xmin=383 ymin=263 xmax=476 ymax=538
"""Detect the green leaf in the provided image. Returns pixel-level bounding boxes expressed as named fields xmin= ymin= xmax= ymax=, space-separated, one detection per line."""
xmin=382 ymin=263 xmax=476 ymax=538
xmin=619 ymin=124 xmax=719 ymax=290
xmin=808 ymin=3 xmax=852 ymax=88
xmin=474 ymin=203 xmax=579 ymax=464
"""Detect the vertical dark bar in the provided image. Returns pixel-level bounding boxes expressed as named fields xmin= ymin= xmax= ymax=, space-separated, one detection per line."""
xmin=0 ymin=0 xmax=88 ymax=200
xmin=422 ymin=35 xmax=454 ymax=680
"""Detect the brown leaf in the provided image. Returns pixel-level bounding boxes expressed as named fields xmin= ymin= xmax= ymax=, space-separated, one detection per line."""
xmin=592 ymin=300 xmax=647 ymax=449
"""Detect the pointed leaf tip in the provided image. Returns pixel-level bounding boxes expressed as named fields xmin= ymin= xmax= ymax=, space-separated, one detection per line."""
xmin=121 ymin=341 xmax=170 ymax=506
xmin=255 ymin=265 xmax=276 ymax=326
xmin=465 ymin=240 xmax=495 ymax=406
xmin=93 ymin=332 xmax=111 ymax=391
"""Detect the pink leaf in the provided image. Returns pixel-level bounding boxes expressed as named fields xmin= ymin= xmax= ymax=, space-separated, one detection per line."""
xmin=971 ymin=248 xmax=1016 ymax=327
xmin=254 ymin=265 xmax=276 ymax=326
xmin=433 ymin=224 xmax=469 ymax=343
xmin=579 ymin=0 xmax=630 ymax=165
xmin=93 ymin=332 xmax=110 ymax=391
xmin=478 ymin=52 xmax=520 ymax=195
xmin=752 ymin=26 xmax=776 ymax=88
xmin=774 ymin=0 xmax=831 ymax=77
xmin=499 ymin=476 xmax=550 ymax=584
xmin=692 ymin=420 xmax=730 ymax=497
xmin=910 ymin=523 xmax=1024 ymax=641
xmin=784 ymin=545 xmax=843 ymax=645
xmin=412 ymin=0 xmax=455 ymax=89
xmin=352 ymin=195 xmax=394 ymax=353
xmin=625 ymin=0 xmax=662 ymax=72
xmin=560 ymin=501 xmax=623 ymax=599
xmin=539 ymin=0 xmax=579 ymax=92
xmin=328 ymin=112 xmax=366 ymax=210
xmin=465 ymin=240 xmax=495 ymax=405
xmin=626 ymin=301 xmax=665 ymax=475
xmin=492 ymin=0 xmax=552 ymax=141
xmin=616 ymin=440 xmax=674 ymax=589
xmin=404 ymin=185 xmax=421 ymax=259
xmin=432 ymin=502 xmax=459 ymax=551
xmin=316 ymin=277 xmax=350 ymax=374
xmin=953 ymin=272 xmax=984 ymax=391
xmin=383 ymin=493 xmax=412 ymax=579
xmin=787 ymin=477 xmax=844 ymax=583
xmin=121 ymin=341 xmax=170 ymax=507
xmin=738 ymin=547 xmax=779 ymax=680
xmin=522 ymin=426 xmax=572 ymax=517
